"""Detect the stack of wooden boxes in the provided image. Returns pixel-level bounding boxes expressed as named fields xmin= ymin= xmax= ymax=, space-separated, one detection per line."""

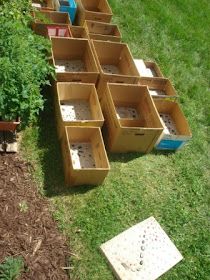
xmin=135 ymin=59 xmax=192 ymax=150
xmin=31 ymin=0 xmax=192 ymax=186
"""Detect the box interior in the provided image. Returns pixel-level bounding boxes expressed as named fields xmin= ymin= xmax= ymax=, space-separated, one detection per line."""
xmin=66 ymin=127 xmax=109 ymax=169
xmin=70 ymin=26 xmax=88 ymax=38
xmin=155 ymin=100 xmax=191 ymax=136
xmin=108 ymin=84 xmax=162 ymax=129
xmin=86 ymin=21 xmax=120 ymax=36
xmin=81 ymin=0 xmax=111 ymax=13
xmin=57 ymin=84 xmax=103 ymax=121
xmin=52 ymin=38 xmax=98 ymax=73
xmin=93 ymin=41 xmax=138 ymax=76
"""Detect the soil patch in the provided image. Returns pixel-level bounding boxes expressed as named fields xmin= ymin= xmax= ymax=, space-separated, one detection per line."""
xmin=0 ymin=154 xmax=70 ymax=279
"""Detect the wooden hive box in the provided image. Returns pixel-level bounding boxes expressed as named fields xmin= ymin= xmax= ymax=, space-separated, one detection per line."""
xmin=154 ymin=99 xmax=192 ymax=150
xmin=51 ymin=37 xmax=99 ymax=83
xmin=84 ymin=20 xmax=121 ymax=42
xmin=76 ymin=0 xmax=113 ymax=25
xmin=55 ymin=83 xmax=104 ymax=139
xmin=61 ymin=126 xmax=110 ymax=186
xmin=101 ymin=83 xmax=164 ymax=153
xmin=91 ymin=40 xmax=139 ymax=100
xmin=139 ymin=77 xmax=178 ymax=99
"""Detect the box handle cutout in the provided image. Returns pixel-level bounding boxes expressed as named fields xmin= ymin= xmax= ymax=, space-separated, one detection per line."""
xmin=72 ymin=79 xmax=82 ymax=82
xmin=135 ymin=133 xmax=145 ymax=136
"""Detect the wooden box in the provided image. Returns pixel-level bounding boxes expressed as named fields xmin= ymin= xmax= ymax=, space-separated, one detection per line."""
xmin=139 ymin=78 xmax=177 ymax=99
xmin=76 ymin=0 xmax=112 ymax=25
xmin=101 ymin=83 xmax=163 ymax=153
xmin=84 ymin=20 xmax=121 ymax=42
xmin=55 ymin=83 xmax=104 ymax=139
xmin=61 ymin=126 xmax=110 ymax=186
xmin=154 ymin=99 xmax=192 ymax=150
xmin=51 ymin=37 xmax=99 ymax=83
xmin=91 ymin=40 xmax=139 ymax=99
xmin=70 ymin=25 xmax=88 ymax=38
xmin=134 ymin=59 xmax=164 ymax=78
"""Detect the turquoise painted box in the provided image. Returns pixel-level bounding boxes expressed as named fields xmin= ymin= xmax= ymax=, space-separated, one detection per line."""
xmin=54 ymin=0 xmax=77 ymax=23
xmin=154 ymin=99 xmax=192 ymax=151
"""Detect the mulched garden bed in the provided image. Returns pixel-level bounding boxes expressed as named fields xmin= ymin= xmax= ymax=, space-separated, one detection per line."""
xmin=0 ymin=154 xmax=70 ymax=279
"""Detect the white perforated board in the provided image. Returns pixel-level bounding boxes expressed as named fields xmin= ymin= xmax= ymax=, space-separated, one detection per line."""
xmin=55 ymin=59 xmax=86 ymax=73
xmin=100 ymin=217 xmax=183 ymax=280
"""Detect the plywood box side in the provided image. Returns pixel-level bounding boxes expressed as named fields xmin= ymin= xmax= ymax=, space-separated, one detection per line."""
xmin=119 ymin=46 xmax=139 ymax=76
xmin=84 ymin=20 xmax=121 ymax=42
xmin=171 ymin=104 xmax=192 ymax=137
xmin=91 ymin=40 xmax=125 ymax=66
xmin=91 ymin=130 xmax=110 ymax=170
xmin=85 ymin=20 xmax=120 ymax=36
xmin=66 ymin=126 xmax=98 ymax=142
xmin=89 ymin=33 xmax=121 ymax=42
xmin=89 ymin=89 xmax=104 ymax=121
xmin=139 ymin=77 xmax=168 ymax=89
xmin=70 ymin=26 xmax=89 ymax=38
xmin=51 ymin=37 xmax=87 ymax=59
xmin=165 ymin=80 xmax=178 ymax=97
xmin=84 ymin=44 xmax=99 ymax=73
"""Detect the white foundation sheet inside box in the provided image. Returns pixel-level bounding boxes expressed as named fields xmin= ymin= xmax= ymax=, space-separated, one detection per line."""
xmin=134 ymin=59 xmax=158 ymax=77
xmin=159 ymin=113 xmax=178 ymax=135
xmin=70 ymin=143 xmax=96 ymax=169
xmin=102 ymin=64 xmax=120 ymax=74
xmin=116 ymin=107 xmax=139 ymax=120
xmin=100 ymin=217 xmax=183 ymax=280
xmin=61 ymin=101 xmax=92 ymax=121
xmin=55 ymin=59 xmax=86 ymax=73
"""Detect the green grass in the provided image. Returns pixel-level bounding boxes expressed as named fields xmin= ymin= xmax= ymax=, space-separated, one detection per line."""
xmin=22 ymin=0 xmax=210 ymax=279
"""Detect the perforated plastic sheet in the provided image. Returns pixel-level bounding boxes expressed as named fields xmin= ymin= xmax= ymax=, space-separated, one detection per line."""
xmin=55 ymin=59 xmax=86 ymax=72
xmin=61 ymin=101 xmax=92 ymax=121
xmin=160 ymin=114 xmax=178 ymax=135
xmin=116 ymin=107 xmax=139 ymax=120
xmin=102 ymin=64 xmax=120 ymax=74
xmin=100 ymin=217 xmax=183 ymax=280
xmin=70 ymin=143 xmax=95 ymax=169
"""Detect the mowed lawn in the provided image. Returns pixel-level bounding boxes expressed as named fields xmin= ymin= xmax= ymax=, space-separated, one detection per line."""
xmin=22 ymin=0 xmax=210 ymax=279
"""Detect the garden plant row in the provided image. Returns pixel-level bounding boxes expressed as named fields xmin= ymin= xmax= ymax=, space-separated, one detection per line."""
xmin=14 ymin=0 xmax=191 ymax=187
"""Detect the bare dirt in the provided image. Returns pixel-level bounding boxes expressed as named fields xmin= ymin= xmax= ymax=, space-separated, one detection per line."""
xmin=0 ymin=154 xmax=70 ymax=279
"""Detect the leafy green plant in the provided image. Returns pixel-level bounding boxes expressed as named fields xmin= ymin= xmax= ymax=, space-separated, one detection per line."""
xmin=0 ymin=257 xmax=24 ymax=280
xmin=0 ymin=0 xmax=55 ymax=127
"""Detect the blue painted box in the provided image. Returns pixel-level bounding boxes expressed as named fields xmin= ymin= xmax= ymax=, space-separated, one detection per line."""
xmin=154 ymin=99 xmax=192 ymax=151
xmin=55 ymin=0 xmax=77 ymax=23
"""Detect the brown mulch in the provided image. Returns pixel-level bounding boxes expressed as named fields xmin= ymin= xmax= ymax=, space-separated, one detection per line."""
xmin=0 ymin=154 xmax=70 ymax=279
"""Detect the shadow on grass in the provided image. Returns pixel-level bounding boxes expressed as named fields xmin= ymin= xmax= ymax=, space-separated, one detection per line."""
xmin=37 ymin=88 xmax=174 ymax=197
